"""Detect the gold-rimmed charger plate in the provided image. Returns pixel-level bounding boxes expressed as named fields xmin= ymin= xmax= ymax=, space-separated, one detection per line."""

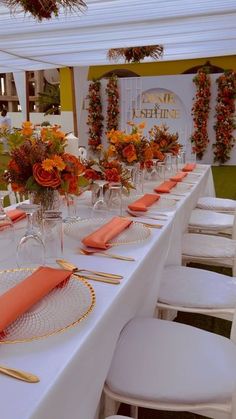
xmin=64 ymin=218 xmax=151 ymax=246
xmin=0 ymin=268 xmax=95 ymax=344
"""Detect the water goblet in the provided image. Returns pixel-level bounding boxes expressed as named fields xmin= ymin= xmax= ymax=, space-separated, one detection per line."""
xmin=16 ymin=203 xmax=45 ymax=268
xmin=91 ymin=180 xmax=109 ymax=210
xmin=0 ymin=191 xmax=15 ymax=262
xmin=107 ymin=182 xmax=123 ymax=216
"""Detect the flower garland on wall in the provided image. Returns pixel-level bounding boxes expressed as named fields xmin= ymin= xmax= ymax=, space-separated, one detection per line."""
xmin=106 ymin=75 xmax=120 ymax=132
xmin=213 ymin=70 xmax=236 ymax=164
xmin=86 ymin=80 xmax=104 ymax=154
xmin=190 ymin=69 xmax=211 ymax=159
xmin=4 ymin=0 xmax=86 ymax=21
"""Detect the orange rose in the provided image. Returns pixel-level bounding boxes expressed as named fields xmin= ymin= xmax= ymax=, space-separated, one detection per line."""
xmin=122 ymin=144 xmax=137 ymax=163
xmin=63 ymin=153 xmax=84 ymax=175
xmin=33 ymin=163 xmax=61 ymax=188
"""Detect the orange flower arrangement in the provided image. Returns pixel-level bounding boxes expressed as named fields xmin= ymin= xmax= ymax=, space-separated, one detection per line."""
xmin=83 ymin=152 xmax=133 ymax=192
xmin=4 ymin=123 xmax=85 ymax=196
xmin=107 ymin=121 xmax=153 ymax=167
xmin=149 ymin=124 xmax=181 ymax=159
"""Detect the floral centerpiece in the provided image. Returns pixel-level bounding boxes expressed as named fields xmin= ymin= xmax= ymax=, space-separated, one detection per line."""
xmin=83 ymin=150 xmax=134 ymax=193
xmin=149 ymin=124 xmax=181 ymax=160
xmin=4 ymin=122 xmax=85 ymax=212
xmin=106 ymin=121 xmax=153 ymax=168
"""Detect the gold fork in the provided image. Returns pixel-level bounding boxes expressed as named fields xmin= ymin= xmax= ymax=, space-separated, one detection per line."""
xmin=56 ymin=259 xmax=123 ymax=279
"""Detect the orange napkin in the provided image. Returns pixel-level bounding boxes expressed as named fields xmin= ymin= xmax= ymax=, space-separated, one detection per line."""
xmin=82 ymin=216 xmax=132 ymax=249
xmin=0 ymin=209 xmax=26 ymax=231
xmin=182 ymin=163 xmax=196 ymax=172
xmin=128 ymin=193 xmax=160 ymax=212
xmin=170 ymin=172 xmax=188 ymax=182
xmin=6 ymin=209 xmax=26 ymax=222
xmin=154 ymin=180 xmax=177 ymax=193
xmin=0 ymin=266 xmax=72 ymax=338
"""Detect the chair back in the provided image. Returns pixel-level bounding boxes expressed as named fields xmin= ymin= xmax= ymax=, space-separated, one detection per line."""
xmin=232 ymin=209 xmax=236 ymax=240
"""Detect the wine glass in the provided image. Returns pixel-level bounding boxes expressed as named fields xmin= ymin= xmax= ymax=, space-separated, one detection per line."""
xmin=16 ymin=203 xmax=45 ymax=268
xmin=91 ymin=180 xmax=110 ymax=217
xmin=0 ymin=191 xmax=15 ymax=262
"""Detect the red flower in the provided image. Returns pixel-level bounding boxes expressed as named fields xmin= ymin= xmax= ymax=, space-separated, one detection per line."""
xmin=84 ymin=169 xmax=101 ymax=181
xmin=104 ymin=168 xmax=121 ymax=183
xmin=33 ymin=163 xmax=61 ymax=188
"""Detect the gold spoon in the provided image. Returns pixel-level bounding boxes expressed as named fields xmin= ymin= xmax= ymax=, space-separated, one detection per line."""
xmin=0 ymin=364 xmax=39 ymax=383
xmin=56 ymin=259 xmax=123 ymax=279
xmin=80 ymin=248 xmax=135 ymax=261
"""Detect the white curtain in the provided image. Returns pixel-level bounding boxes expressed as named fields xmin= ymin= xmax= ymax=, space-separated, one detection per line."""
xmin=13 ymin=71 xmax=27 ymax=120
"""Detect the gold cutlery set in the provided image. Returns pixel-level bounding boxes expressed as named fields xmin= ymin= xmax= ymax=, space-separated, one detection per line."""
xmin=56 ymin=259 xmax=122 ymax=285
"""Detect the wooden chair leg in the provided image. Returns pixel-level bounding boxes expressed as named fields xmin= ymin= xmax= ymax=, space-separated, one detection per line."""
xmin=130 ymin=404 xmax=138 ymax=418
xmin=103 ymin=392 xmax=119 ymax=418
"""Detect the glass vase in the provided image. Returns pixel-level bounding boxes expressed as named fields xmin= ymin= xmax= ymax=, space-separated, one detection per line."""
xmin=29 ymin=189 xmax=61 ymax=225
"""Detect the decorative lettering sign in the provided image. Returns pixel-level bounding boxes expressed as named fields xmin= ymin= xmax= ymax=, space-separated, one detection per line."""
xmin=131 ymin=88 xmax=187 ymax=145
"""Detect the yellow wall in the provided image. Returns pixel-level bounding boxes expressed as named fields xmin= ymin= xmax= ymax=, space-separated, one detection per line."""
xmin=60 ymin=68 xmax=73 ymax=111
xmin=60 ymin=55 xmax=236 ymax=111
xmin=88 ymin=55 xmax=236 ymax=79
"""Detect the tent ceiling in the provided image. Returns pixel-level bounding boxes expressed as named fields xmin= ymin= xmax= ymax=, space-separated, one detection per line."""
xmin=0 ymin=0 xmax=235 ymax=72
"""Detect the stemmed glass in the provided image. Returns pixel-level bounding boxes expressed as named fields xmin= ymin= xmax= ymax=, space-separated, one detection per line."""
xmin=16 ymin=203 xmax=45 ymax=268
xmin=91 ymin=180 xmax=109 ymax=216
xmin=0 ymin=191 xmax=15 ymax=262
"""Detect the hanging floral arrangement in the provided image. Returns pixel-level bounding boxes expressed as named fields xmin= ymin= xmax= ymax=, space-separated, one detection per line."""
xmin=107 ymin=45 xmax=164 ymax=64
xmin=190 ymin=69 xmax=211 ymax=159
xmin=3 ymin=0 xmax=86 ymax=21
xmin=213 ymin=70 xmax=236 ymax=164
xmin=106 ymin=75 xmax=120 ymax=132
xmin=86 ymin=80 xmax=104 ymax=153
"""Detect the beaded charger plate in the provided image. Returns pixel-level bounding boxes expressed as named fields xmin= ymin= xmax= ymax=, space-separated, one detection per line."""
xmin=0 ymin=268 xmax=95 ymax=344
xmin=64 ymin=218 xmax=151 ymax=246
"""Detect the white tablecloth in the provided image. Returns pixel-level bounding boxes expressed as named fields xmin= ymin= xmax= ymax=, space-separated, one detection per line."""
xmin=0 ymin=164 xmax=214 ymax=419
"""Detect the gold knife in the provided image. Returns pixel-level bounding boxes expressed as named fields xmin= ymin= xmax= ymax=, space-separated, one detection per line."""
xmin=0 ymin=364 xmax=39 ymax=383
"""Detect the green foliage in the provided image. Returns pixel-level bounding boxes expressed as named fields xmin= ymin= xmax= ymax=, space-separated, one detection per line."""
xmin=37 ymin=83 xmax=60 ymax=115
xmin=7 ymin=130 xmax=25 ymax=151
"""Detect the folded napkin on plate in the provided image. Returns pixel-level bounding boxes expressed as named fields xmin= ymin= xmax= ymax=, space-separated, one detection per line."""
xmin=182 ymin=163 xmax=196 ymax=172
xmin=7 ymin=209 xmax=26 ymax=222
xmin=170 ymin=172 xmax=188 ymax=182
xmin=82 ymin=216 xmax=132 ymax=250
xmin=154 ymin=180 xmax=177 ymax=193
xmin=128 ymin=193 xmax=160 ymax=212
xmin=0 ymin=266 xmax=72 ymax=339
xmin=0 ymin=209 xmax=26 ymax=231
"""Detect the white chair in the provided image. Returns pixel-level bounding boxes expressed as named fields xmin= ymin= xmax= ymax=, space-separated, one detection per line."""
xmin=7 ymin=184 xmax=27 ymax=205
xmin=182 ymin=233 xmax=236 ymax=276
xmin=188 ymin=208 xmax=236 ymax=238
xmin=104 ymin=316 xmax=236 ymax=419
xmin=157 ymin=265 xmax=236 ymax=321
xmin=197 ymin=197 xmax=236 ymax=214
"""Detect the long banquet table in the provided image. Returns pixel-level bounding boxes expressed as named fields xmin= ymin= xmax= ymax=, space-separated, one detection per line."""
xmin=0 ymin=164 xmax=215 ymax=419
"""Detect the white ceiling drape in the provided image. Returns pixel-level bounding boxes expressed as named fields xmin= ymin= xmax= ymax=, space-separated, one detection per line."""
xmin=0 ymin=0 xmax=235 ymax=72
